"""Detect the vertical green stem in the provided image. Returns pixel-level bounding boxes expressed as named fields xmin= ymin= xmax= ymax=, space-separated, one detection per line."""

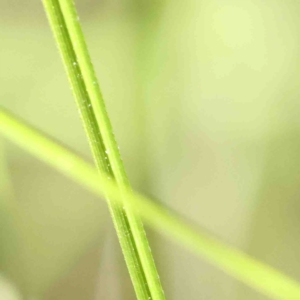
xmin=41 ymin=1 xmax=165 ymax=299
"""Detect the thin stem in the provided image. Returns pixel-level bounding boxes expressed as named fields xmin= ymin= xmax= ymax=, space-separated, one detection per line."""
xmin=57 ymin=1 xmax=165 ymax=297
xmin=1 ymin=108 xmax=300 ymax=300
xmin=41 ymin=1 xmax=164 ymax=299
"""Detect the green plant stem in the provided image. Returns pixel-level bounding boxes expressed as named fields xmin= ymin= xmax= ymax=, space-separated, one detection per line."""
xmin=41 ymin=1 xmax=164 ymax=299
xmin=1 ymin=109 xmax=300 ymax=300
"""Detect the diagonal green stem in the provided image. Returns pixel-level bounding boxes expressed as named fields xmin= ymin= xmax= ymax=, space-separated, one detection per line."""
xmin=41 ymin=1 xmax=164 ymax=299
xmin=1 ymin=108 xmax=300 ymax=300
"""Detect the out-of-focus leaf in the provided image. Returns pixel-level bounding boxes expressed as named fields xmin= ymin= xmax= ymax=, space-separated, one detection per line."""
xmin=2 ymin=109 xmax=300 ymax=300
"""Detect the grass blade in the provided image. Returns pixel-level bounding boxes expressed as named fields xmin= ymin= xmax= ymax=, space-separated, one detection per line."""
xmin=41 ymin=1 xmax=164 ymax=299
xmin=1 ymin=108 xmax=300 ymax=300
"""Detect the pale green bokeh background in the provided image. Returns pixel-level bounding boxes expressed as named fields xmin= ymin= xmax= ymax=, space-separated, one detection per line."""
xmin=1 ymin=0 xmax=300 ymax=299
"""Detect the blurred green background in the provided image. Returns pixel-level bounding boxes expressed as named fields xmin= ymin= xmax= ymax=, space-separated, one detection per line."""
xmin=1 ymin=0 xmax=300 ymax=299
